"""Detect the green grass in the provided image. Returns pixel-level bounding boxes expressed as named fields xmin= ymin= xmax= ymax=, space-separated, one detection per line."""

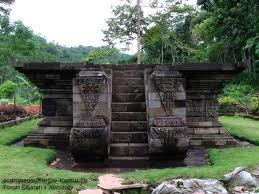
xmin=0 ymin=119 xmax=98 ymax=194
xmin=219 ymin=116 xmax=259 ymax=145
xmin=122 ymin=147 xmax=259 ymax=185
xmin=0 ymin=117 xmax=259 ymax=193
xmin=0 ymin=119 xmax=41 ymax=145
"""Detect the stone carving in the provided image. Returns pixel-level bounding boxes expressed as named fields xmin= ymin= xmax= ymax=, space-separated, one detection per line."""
xmin=153 ymin=74 xmax=184 ymax=116
xmin=206 ymin=100 xmax=219 ymax=117
xmin=70 ymin=127 xmax=108 ymax=157
xmin=75 ymin=76 xmax=106 ymax=117
xmin=151 ymin=127 xmax=187 ymax=144
xmin=73 ymin=118 xmax=107 ymax=127
xmin=186 ymin=100 xmax=205 ymax=117
xmin=70 ymin=69 xmax=111 ymax=159
xmin=153 ymin=117 xmax=185 ymax=127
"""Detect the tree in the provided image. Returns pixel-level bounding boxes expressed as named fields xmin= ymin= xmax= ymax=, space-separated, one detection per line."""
xmin=142 ymin=3 xmax=196 ymax=63
xmin=0 ymin=80 xmax=18 ymax=107
xmin=103 ymin=0 xmax=149 ymax=64
xmin=81 ymin=47 xmax=118 ymax=64
xmin=16 ymin=75 xmax=41 ymax=106
xmin=0 ymin=0 xmax=14 ymax=15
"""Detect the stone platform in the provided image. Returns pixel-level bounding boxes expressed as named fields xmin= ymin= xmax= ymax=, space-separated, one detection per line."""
xmin=15 ymin=63 xmax=246 ymax=164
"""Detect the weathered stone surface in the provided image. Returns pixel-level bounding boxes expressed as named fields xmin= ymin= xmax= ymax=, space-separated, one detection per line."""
xmin=112 ymin=93 xmax=145 ymax=102
xmin=15 ymin=63 xmax=244 ymax=161
xmin=111 ymin=121 xmax=147 ymax=132
xmin=70 ymin=127 xmax=108 ymax=158
xmin=112 ymin=112 xmax=146 ymax=121
xmin=112 ymin=102 xmax=146 ymax=112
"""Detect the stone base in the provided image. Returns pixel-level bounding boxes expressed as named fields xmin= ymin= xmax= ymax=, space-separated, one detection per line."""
xmin=70 ymin=127 xmax=108 ymax=160
xmin=189 ymin=133 xmax=237 ymax=148
xmin=24 ymin=126 xmax=71 ymax=148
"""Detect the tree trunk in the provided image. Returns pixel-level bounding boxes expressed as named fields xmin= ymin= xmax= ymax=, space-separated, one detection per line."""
xmin=137 ymin=0 xmax=141 ymax=64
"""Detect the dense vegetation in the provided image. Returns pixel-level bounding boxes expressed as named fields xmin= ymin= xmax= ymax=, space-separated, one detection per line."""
xmin=103 ymin=0 xmax=259 ymax=114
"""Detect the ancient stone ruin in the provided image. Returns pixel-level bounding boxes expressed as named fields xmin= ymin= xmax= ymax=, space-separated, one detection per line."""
xmin=15 ymin=63 xmax=245 ymax=165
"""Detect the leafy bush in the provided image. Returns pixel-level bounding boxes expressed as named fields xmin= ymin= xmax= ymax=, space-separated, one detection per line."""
xmin=221 ymin=84 xmax=254 ymax=102
xmin=0 ymin=104 xmax=27 ymax=122
xmin=251 ymin=96 xmax=259 ymax=114
xmin=0 ymin=98 xmax=10 ymax=105
xmin=24 ymin=106 xmax=41 ymax=115
xmin=218 ymin=96 xmax=245 ymax=114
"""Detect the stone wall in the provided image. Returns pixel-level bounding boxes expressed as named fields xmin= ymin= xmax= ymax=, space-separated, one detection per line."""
xmin=15 ymin=63 xmax=246 ymax=160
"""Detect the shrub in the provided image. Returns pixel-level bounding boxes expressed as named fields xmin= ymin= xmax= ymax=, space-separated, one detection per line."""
xmin=24 ymin=106 xmax=41 ymax=115
xmin=222 ymin=84 xmax=254 ymax=103
xmin=251 ymin=96 xmax=259 ymax=114
xmin=0 ymin=104 xmax=27 ymax=122
xmin=218 ymin=96 xmax=246 ymax=114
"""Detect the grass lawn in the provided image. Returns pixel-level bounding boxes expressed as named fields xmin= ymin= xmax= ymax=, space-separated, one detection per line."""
xmin=0 ymin=117 xmax=258 ymax=193
xmin=0 ymin=119 xmax=97 ymax=194
xmin=219 ymin=116 xmax=259 ymax=145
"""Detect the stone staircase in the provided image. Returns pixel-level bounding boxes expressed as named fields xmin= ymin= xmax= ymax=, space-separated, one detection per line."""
xmin=109 ymin=67 xmax=149 ymax=165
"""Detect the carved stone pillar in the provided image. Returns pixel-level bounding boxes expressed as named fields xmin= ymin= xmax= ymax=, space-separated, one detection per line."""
xmin=70 ymin=69 xmax=112 ymax=160
xmin=146 ymin=66 xmax=189 ymax=157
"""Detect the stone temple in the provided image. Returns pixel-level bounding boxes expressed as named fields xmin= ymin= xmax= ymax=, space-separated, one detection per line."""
xmin=15 ymin=63 xmax=245 ymax=166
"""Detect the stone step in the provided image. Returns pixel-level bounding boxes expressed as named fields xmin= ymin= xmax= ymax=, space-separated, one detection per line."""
xmin=111 ymin=64 xmax=147 ymax=70
xmin=112 ymin=85 xmax=145 ymax=93
xmin=111 ymin=132 xmax=148 ymax=143
xmin=112 ymin=102 xmax=146 ymax=112
xmin=112 ymin=93 xmax=145 ymax=102
xmin=112 ymin=78 xmax=144 ymax=85
xmin=112 ymin=112 xmax=146 ymax=121
xmin=112 ymin=121 xmax=147 ymax=132
xmin=109 ymin=143 xmax=149 ymax=156
xmin=113 ymin=70 xmax=144 ymax=78
xmin=108 ymin=156 xmax=149 ymax=167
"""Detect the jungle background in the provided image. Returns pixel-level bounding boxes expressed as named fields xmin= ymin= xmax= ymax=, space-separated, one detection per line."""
xmin=0 ymin=0 xmax=258 ymax=121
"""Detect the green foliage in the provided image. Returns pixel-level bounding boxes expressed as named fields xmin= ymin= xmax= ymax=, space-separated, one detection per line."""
xmin=221 ymin=84 xmax=254 ymax=103
xmin=0 ymin=0 xmax=14 ymax=15
xmin=103 ymin=1 xmax=147 ymax=47
xmin=0 ymin=80 xmax=18 ymax=99
xmin=251 ymin=96 xmax=259 ymax=113
xmin=81 ymin=47 xmax=118 ymax=64
xmin=218 ymin=96 xmax=244 ymax=114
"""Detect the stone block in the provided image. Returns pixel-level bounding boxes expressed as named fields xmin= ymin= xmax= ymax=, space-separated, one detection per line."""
xmin=193 ymin=128 xmax=220 ymax=134
xmin=148 ymin=93 xmax=161 ymax=101
xmin=70 ymin=127 xmax=108 ymax=157
xmin=112 ymin=112 xmax=146 ymax=121
xmin=149 ymin=101 xmax=162 ymax=109
xmin=189 ymin=140 xmax=202 ymax=146
xmin=175 ymin=92 xmax=186 ymax=100
xmin=112 ymin=132 xmax=130 ymax=143
xmin=130 ymin=132 xmax=148 ymax=143
xmin=111 ymin=121 xmax=147 ymax=132
xmin=112 ymin=78 xmax=143 ymax=85
xmin=149 ymin=108 xmax=167 ymax=118
xmin=42 ymin=98 xmax=56 ymax=116
xmin=172 ymin=107 xmax=186 ymax=116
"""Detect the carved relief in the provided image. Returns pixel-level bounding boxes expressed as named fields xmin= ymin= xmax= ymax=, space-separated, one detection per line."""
xmin=75 ymin=76 xmax=106 ymax=117
xmin=186 ymin=100 xmax=205 ymax=117
xmin=206 ymin=100 xmax=219 ymax=117
xmin=73 ymin=118 xmax=107 ymax=127
xmin=153 ymin=117 xmax=185 ymax=127
xmin=70 ymin=127 xmax=107 ymax=154
xmin=153 ymin=75 xmax=184 ymax=116
xmin=151 ymin=127 xmax=187 ymax=144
